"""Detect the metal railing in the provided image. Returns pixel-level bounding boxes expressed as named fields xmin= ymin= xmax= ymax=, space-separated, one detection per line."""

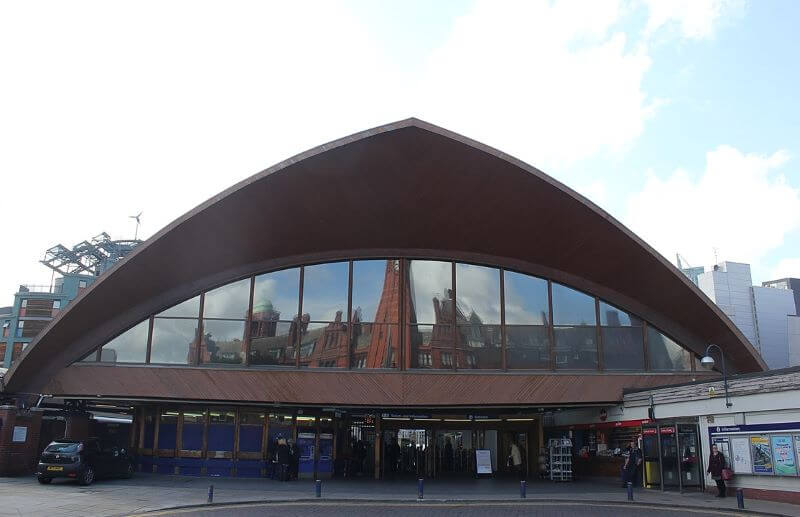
xmin=17 ymin=284 xmax=63 ymax=294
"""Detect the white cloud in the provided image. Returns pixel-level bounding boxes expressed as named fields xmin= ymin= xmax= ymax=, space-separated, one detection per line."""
xmin=626 ymin=145 xmax=800 ymax=270
xmin=642 ymin=0 xmax=744 ymax=40
xmin=771 ymin=259 xmax=800 ymax=281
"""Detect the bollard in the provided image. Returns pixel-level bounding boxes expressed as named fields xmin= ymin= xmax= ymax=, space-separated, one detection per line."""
xmin=520 ymin=480 xmax=526 ymax=499
xmin=736 ymin=488 xmax=744 ymax=509
xmin=315 ymin=479 xmax=322 ymax=498
xmin=627 ymin=481 xmax=633 ymax=501
xmin=207 ymin=484 xmax=214 ymax=504
xmin=418 ymin=478 xmax=424 ymax=500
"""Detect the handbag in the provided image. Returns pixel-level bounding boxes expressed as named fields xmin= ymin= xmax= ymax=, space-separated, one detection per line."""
xmin=721 ymin=468 xmax=734 ymax=481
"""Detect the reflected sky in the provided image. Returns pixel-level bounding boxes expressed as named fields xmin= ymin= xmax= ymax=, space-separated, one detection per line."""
xmin=352 ymin=260 xmax=396 ymax=322
xmin=204 ymin=278 xmax=250 ymax=319
xmin=552 ymin=283 xmax=596 ymax=326
xmin=158 ymin=295 xmax=201 ymax=318
xmin=150 ymin=318 xmax=198 ymax=364
xmin=504 ymin=271 xmax=549 ymax=325
xmin=599 ymin=301 xmax=641 ymax=326
xmin=456 ymin=263 xmax=500 ymax=324
xmin=302 ymin=262 xmax=348 ymax=321
xmin=102 ymin=319 xmax=149 ymax=362
xmin=409 ymin=260 xmax=451 ymax=324
xmin=253 ymin=268 xmax=300 ymax=320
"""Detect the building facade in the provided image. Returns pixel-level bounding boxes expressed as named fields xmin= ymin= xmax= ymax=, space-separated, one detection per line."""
xmin=0 ymin=119 xmax=764 ymax=482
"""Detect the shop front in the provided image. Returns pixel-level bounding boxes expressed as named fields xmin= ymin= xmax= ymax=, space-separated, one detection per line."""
xmin=553 ymin=419 xmax=648 ymax=480
xmin=642 ymin=421 xmax=703 ymax=491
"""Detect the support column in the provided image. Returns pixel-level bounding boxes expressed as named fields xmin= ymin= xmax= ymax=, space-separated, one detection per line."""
xmin=374 ymin=414 xmax=382 ymax=480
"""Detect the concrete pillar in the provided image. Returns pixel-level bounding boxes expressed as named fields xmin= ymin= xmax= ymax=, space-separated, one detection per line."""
xmin=64 ymin=411 xmax=90 ymax=441
xmin=0 ymin=405 xmax=44 ymax=475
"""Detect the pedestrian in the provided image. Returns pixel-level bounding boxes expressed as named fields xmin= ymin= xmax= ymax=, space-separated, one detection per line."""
xmin=622 ymin=439 xmax=642 ymax=488
xmin=276 ymin=437 xmax=290 ymax=481
xmin=288 ymin=439 xmax=299 ymax=480
xmin=707 ymin=444 xmax=727 ymax=497
xmin=510 ymin=441 xmax=523 ymax=479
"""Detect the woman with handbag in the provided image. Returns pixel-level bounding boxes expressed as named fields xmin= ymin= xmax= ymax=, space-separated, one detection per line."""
xmin=707 ymin=444 xmax=728 ymax=497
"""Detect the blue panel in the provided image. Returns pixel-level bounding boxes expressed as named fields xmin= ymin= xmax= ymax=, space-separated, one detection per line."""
xmin=176 ymin=457 xmax=203 ymax=476
xmin=205 ymin=458 xmax=234 ymax=477
xmin=236 ymin=459 xmax=264 ymax=478
xmin=143 ymin=423 xmax=155 ymax=449
xmin=297 ymin=433 xmax=315 ymax=477
xmin=155 ymin=457 xmax=176 ymax=474
xmin=318 ymin=435 xmax=333 ymax=477
xmin=208 ymin=424 xmax=234 ymax=452
xmin=158 ymin=423 xmax=177 ymax=450
xmin=239 ymin=425 xmax=263 ymax=453
xmin=182 ymin=423 xmax=203 ymax=450
xmin=139 ymin=456 xmax=155 ymax=472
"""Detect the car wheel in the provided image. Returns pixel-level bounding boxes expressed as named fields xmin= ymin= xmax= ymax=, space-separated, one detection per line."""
xmin=123 ymin=462 xmax=134 ymax=479
xmin=79 ymin=466 xmax=95 ymax=486
xmin=37 ymin=476 xmax=52 ymax=484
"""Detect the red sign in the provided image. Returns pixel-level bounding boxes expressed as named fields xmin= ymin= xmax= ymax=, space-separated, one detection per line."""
xmin=642 ymin=428 xmax=657 ymax=435
xmin=660 ymin=426 xmax=675 ymax=435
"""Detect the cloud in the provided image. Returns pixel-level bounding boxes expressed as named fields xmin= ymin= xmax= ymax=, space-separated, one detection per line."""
xmin=771 ymin=259 xmax=800 ymax=281
xmin=642 ymin=0 xmax=744 ymax=40
xmin=626 ymin=145 xmax=800 ymax=269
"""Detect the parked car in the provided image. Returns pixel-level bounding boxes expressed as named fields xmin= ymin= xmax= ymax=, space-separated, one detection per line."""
xmin=37 ymin=438 xmax=134 ymax=485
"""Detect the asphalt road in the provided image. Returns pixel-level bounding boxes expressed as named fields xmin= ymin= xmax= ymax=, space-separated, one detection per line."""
xmin=138 ymin=502 xmax=753 ymax=517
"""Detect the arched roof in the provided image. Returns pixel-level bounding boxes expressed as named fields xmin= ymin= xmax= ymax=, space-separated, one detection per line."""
xmin=3 ymin=118 xmax=765 ymax=394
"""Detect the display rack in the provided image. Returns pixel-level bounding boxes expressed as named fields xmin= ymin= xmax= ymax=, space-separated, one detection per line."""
xmin=548 ymin=438 xmax=573 ymax=481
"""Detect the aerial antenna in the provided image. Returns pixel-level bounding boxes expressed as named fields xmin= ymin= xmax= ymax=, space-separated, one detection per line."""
xmin=712 ymin=247 xmax=719 ymax=265
xmin=129 ymin=212 xmax=143 ymax=241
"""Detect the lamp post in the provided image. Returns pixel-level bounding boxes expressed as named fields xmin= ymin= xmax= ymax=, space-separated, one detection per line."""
xmin=701 ymin=344 xmax=732 ymax=408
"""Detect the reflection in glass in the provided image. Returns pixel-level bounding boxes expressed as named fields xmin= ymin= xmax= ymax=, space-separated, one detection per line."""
xmin=409 ymin=324 xmax=451 ymax=369
xmin=504 ymin=272 xmax=549 ymax=325
xmin=554 ymin=326 xmax=598 ymax=369
xmin=351 ymin=323 xmax=398 ymax=368
xmin=302 ymin=262 xmax=348 ymax=322
xmin=648 ymin=327 xmax=691 ymax=371
xmin=599 ymin=301 xmax=641 ymax=327
xmin=150 ymin=318 xmax=198 ymax=364
xmin=457 ymin=324 xmax=501 ymax=369
xmin=506 ymin=326 xmax=550 ymax=369
xmin=101 ymin=319 xmax=149 ymax=363
xmin=253 ymin=268 xmax=300 ymax=322
xmin=602 ymin=327 xmax=645 ymax=370
xmin=408 ymin=260 xmax=452 ymax=324
xmin=352 ymin=260 xmax=399 ymax=323
xmin=301 ymin=321 xmax=347 ymax=368
xmin=249 ymin=321 xmax=295 ymax=366
xmin=158 ymin=295 xmax=201 ymax=318
xmin=552 ymin=283 xmax=596 ymax=326
xmin=456 ymin=264 xmax=500 ymax=324
xmin=203 ymin=278 xmax=250 ymax=319
xmin=200 ymin=320 xmax=245 ymax=364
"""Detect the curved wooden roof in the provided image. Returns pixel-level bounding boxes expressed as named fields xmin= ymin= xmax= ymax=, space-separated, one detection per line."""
xmin=3 ymin=118 xmax=765 ymax=395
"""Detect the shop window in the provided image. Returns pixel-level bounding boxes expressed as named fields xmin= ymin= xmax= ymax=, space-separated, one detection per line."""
xmin=203 ymin=278 xmax=250 ymax=319
xmin=648 ymin=327 xmax=691 ymax=371
xmin=552 ymin=283 xmax=596 ymax=326
xmin=100 ymin=319 xmax=149 ymax=363
xmin=506 ymin=325 xmax=550 ymax=369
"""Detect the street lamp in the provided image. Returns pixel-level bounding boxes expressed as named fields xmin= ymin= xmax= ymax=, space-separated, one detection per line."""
xmin=700 ymin=344 xmax=732 ymax=408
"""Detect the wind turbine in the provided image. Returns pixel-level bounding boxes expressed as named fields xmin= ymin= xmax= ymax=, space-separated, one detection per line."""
xmin=129 ymin=212 xmax=143 ymax=240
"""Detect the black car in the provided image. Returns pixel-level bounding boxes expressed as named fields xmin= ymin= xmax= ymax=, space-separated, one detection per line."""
xmin=37 ymin=438 xmax=134 ymax=485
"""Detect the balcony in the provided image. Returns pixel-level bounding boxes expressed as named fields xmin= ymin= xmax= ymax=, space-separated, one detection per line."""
xmin=17 ymin=284 xmax=63 ymax=294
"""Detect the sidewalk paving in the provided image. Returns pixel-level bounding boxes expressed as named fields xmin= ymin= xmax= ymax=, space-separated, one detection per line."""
xmin=0 ymin=474 xmax=798 ymax=517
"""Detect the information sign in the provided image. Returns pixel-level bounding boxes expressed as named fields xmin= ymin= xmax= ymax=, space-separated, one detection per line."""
xmin=475 ymin=449 xmax=492 ymax=474
xmin=751 ymin=435 xmax=774 ymax=474
xmin=771 ymin=435 xmax=797 ymax=476
xmin=12 ymin=426 xmax=27 ymax=443
xmin=731 ymin=437 xmax=752 ymax=474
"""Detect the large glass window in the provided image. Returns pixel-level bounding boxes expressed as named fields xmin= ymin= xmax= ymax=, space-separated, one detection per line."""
xmin=554 ymin=326 xmax=598 ymax=369
xmin=251 ymin=268 xmax=300 ymax=366
xmin=200 ymin=320 xmax=245 ymax=365
xmin=203 ymin=278 xmax=250 ymax=319
xmin=455 ymin=264 xmax=501 ymax=368
xmin=158 ymin=295 xmax=201 ymax=318
xmin=408 ymin=260 xmax=453 ymax=368
xmin=599 ymin=301 xmax=644 ymax=370
xmin=352 ymin=260 xmax=399 ymax=323
xmin=351 ymin=322 xmax=398 ymax=368
xmin=150 ymin=318 xmax=198 ymax=364
xmin=552 ymin=283 xmax=596 ymax=326
xmin=100 ymin=319 xmax=149 ymax=363
xmin=506 ymin=325 xmax=550 ymax=369
xmin=302 ymin=262 xmax=348 ymax=322
xmin=457 ymin=323 xmax=502 ymax=369
xmin=648 ymin=327 xmax=691 ymax=371
xmin=504 ymin=272 xmax=549 ymax=325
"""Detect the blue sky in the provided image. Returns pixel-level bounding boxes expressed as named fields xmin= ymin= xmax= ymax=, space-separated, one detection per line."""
xmin=0 ymin=0 xmax=798 ymax=301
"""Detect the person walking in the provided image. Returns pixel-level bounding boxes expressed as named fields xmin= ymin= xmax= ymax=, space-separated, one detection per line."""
xmin=276 ymin=438 xmax=290 ymax=481
xmin=707 ymin=444 xmax=727 ymax=497
xmin=622 ymin=440 xmax=642 ymax=488
xmin=510 ymin=441 xmax=523 ymax=479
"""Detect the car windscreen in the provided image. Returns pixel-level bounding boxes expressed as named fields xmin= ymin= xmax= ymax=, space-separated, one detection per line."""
xmin=45 ymin=442 xmax=80 ymax=453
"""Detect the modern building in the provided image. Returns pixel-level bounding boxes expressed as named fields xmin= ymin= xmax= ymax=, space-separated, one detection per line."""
xmin=762 ymin=278 xmax=800 ymax=323
xmin=0 ymin=233 xmax=141 ymax=368
xmin=697 ymin=262 xmax=760 ymax=347
xmin=0 ymin=119 xmax=764 ymax=482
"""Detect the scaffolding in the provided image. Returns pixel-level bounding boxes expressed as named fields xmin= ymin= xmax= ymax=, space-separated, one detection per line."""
xmin=40 ymin=232 xmax=142 ymax=276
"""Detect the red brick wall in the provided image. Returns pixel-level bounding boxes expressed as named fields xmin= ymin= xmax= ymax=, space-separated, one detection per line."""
xmin=0 ymin=406 xmax=44 ymax=476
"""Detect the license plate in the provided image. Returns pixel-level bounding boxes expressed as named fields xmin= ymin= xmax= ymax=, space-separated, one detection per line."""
xmin=47 ymin=466 xmax=64 ymax=471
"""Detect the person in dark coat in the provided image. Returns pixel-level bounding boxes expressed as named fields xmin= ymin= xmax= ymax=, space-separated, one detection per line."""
xmin=288 ymin=439 xmax=299 ymax=480
xmin=707 ymin=444 xmax=727 ymax=497
xmin=276 ymin=438 xmax=290 ymax=481
xmin=622 ymin=440 xmax=642 ymax=487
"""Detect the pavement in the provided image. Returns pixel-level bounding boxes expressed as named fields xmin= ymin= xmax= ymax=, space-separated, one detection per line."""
xmin=0 ymin=474 xmax=798 ymax=517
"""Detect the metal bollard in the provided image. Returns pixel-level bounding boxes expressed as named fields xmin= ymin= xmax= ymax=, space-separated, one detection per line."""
xmin=520 ymin=480 xmax=526 ymax=498
xmin=418 ymin=478 xmax=424 ymax=500
xmin=207 ymin=484 xmax=214 ymax=503
xmin=627 ymin=481 xmax=633 ymax=501
xmin=736 ymin=488 xmax=744 ymax=509
xmin=316 ymin=479 xmax=322 ymax=498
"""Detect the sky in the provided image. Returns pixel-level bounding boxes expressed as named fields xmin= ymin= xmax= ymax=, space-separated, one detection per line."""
xmin=1 ymin=0 xmax=799 ymax=305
